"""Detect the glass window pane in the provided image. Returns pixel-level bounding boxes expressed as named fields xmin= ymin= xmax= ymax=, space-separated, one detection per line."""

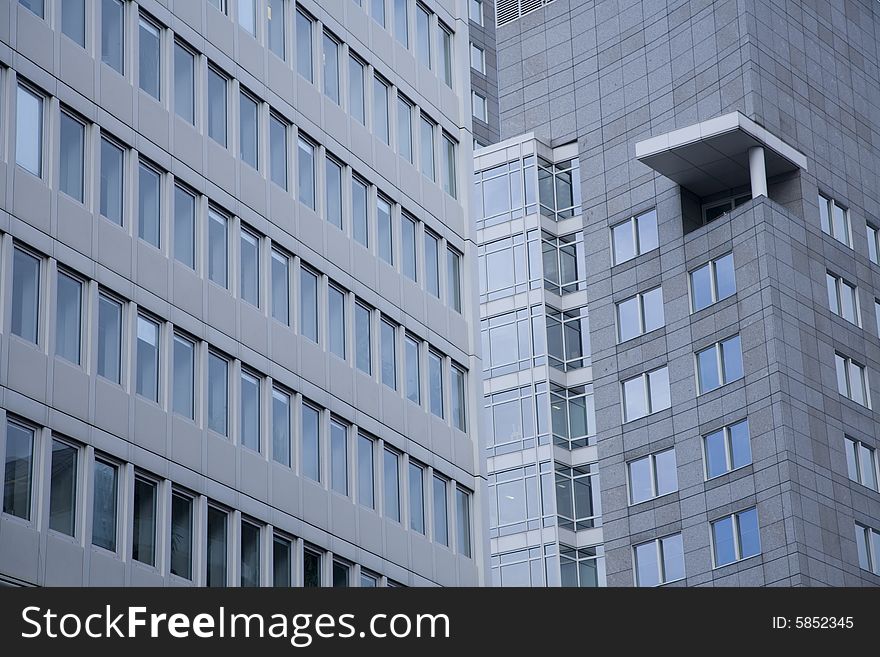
xmin=206 ymin=507 xmax=227 ymax=587
xmin=331 ymin=420 xmax=348 ymax=495
xmin=628 ymin=456 xmax=652 ymax=504
xmin=634 ymin=541 xmax=660 ymax=587
xmin=439 ymin=25 xmax=453 ymax=87
xmin=270 ymin=115 xmax=288 ymax=189
xmin=49 ymin=440 xmax=77 ymax=536
xmin=447 ymin=248 xmax=462 ymax=311
xmin=300 ymin=268 xmax=318 ymax=342
xmin=841 ymin=282 xmax=857 ymax=323
xmin=302 ymin=403 xmax=320 ymax=481
xmin=617 ymin=296 xmax=640 ymax=342
xmin=60 ymin=112 xmax=85 ymax=201
xmin=845 ymin=438 xmax=859 ymax=482
xmin=208 ymin=210 xmax=228 ymax=287
xmin=373 ymin=77 xmax=389 ymax=144
xmin=859 ymin=444 xmax=877 ymax=490
xmin=4 ymin=422 xmax=34 ymax=520
xmin=240 ymin=229 xmax=260 ymax=306
xmin=173 ymin=186 xmax=195 ymax=268
xmin=136 ymin=316 xmax=160 ymax=401
xmin=690 ymin=263 xmax=713 ymax=311
xmin=172 ymin=335 xmax=195 ymax=419
xmin=402 ymin=215 xmax=417 ymax=280
xmin=442 ymin=134 xmax=457 ymax=197
xmin=100 ymin=138 xmax=123 ymax=224
xmin=612 ymin=221 xmax=635 ymax=264
xmin=240 ymin=371 xmax=260 ymax=452
xmin=268 ymin=0 xmax=285 ymax=59
xmin=409 ymin=462 xmax=425 ymax=533
xmin=271 ymin=250 xmax=289 ymax=325
xmin=712 ymin=515 xmax=736 ymax=566
xmin=429 ymin=351 xmax=444 ymax=418
xmin=425 ymin=232 xmax=440 ymax=296
xmin=352 ymin=176 xmax=369 ymax=246
xmin=433 ymin=476 xmax=448 ymax=546
xmin=325 ymin=157 xmax=342 ymax=228
xmin=729 ymin=420 xmax=751 ymax=470
xmin=715 ymin=254 xmax=735 ymax=301
xmin=329 ymin=286 xmax=346 ymax=359
xmin=62 ymin=0 xmax=85 ymax=46
xmin=832 ymin=204 xmax=848 ymax=244
xmin=238 ymin=0 xmax=256 ymax=34
xmin=240 ymin=521 xmax=260 ymax=587
xmin=303 ymin=548 xmax=321 ymax=587
xmin=170 ymin=493 xmax=193 ymax=579
xmin=207 ymin=68 xmax=227 ymax=146
xmin=208 ymin=352 xmax=228 ymax=436
xmin=737 ymin=508 xmax=761 ymax=559
xmin=451 ymin=366 xmax=466 ymax=431
xmin=835 ymin=354 xmax=848 ymax=397
xmin=355 ymin=303 xmax=372 ymax=374
xmin=323 ymin=33 xmax=340 ymax=103
xmin=272 ymin=388 xmax=291 ymax=466
xmin=420 ymin=117 xmax=435 ymax=181
xmin=641 ymin=288 xmax=664 ymax=332
xmin=239 ymin=92 xmax=258 ymax=167
xmin=174 ymin=43 xmax=195 ymax=124
xmin=296 ymin=10 xmax=313 ymax=81
xmin=456 ymin=488 xmax=471 ymax=557
xmin=868 ymin=226 xmax=879 ymax=264
xmin=661 ymin=534 xmax=685 ymax=582
xmin=349 ymin=56 xmax=365 ymax=124
xmin=371 ymin=0 xmax=386 ymax=26
xmin=818 ymin=194 xmax=830 ymax=233
xmin=698 ymin=347 xmax=720 ymax=393
xmin=722 ymin=336 xmax=743 ymax=383
xmin=381 ymin=320 xmax=397 ymax=389
xmin=12 ymin=248 xmax=40 ymax=344
xmin=358 ymin=434 xmax=374 ymax=508
xmin=648 ymin=367 xmax=670 ymax=412
xmin=298 ymin=137 xmax=316 ymax=209
xmin=332 ymin=560 xmax=350 ymax=587
xmin=855 ymin=525 xmax=870 ymax=571
xmin=98 ymin=294 xmax=122 ymax=383
xmin=705 ymin=429 xmax=727 ymax=478
xmin=273 ymin=536 xmax=291 ymax=587
xmin=378 ymin=197 xmax=393 ymax=264
xmin=405 ymin=336 xmax=421 ymax=404
xmin=623 ymin=376 xmax=646 ymax=421
xmin=91 ymin=459 xmax=117 ymax=551
xmin=384 ymin=449 xmax=400 ymax=521
xmin=394 ymin=0 xmax=409 ymax=45
xmin=655 ymin=449 xmax=678 ymax=496
xmin=138 ymin=162 xmax=161 ymax=247
xmin=132 ymin=477 xmax=157 ymax=565
xmin=416 ymin=5 xmax=431 ymax=68
xmin=55 ymin=272 xmax=82 ymax=364
xmin=138 ymin=17 xmax=161 ymax=100
xmin=637 ymin=209 xmax=658 ymax=253
xmin=101 ymin=0 xmax=124 ymax=73
xmin=398 ymin=98 xmax=413 ymax=162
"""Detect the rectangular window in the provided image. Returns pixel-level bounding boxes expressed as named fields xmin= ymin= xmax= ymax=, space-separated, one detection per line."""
xmin=323 ymin=32 xmax=340 ymax=104
xmin=332 ymin=559 xmax=350 ymax=587
xmin=358 ymin=434 xmax=375 ymax=508
xmin=634 ymin=534 xmax=684 ymax=586
xmin=628 ymin=448 xmax=678 ymax=504
xmin=170 ymin=492 xmax=193 ymax=579
xmin=271 ymin=248 xmax=290 ymax=325
xmin=361 ymin=571 xmax=378 ymax=587
xmin=397 ymin=96 xmax=413 ymax=163
xmin=268 ymin=0 xmax=285 ymax=59
xmin=208 ymin=208 xmax=229 ymax=287
xmin=272 ymin=387 xmax=291 ymax=466
xmin=401 ymin=214 xmax=418 ymax=281
xmin=102 ymin=0 xmax=125 ymax=73
xmin=91 ymin=458 xmax=118 ymax=551
xmin=273 ymin=535 xmax=292 ymax=587
xmin=690 ymin=253 xmax=735 ymax=312
xmin=303 ymin=545 xmax=321 ymax=587
xmin=330 ymin=418 xmax=348 ymax=495
xmin=394 ymin=0 xmax=409 ymax=45
xmin=206 ymin=506 xmax=228 ymax=587
xmin=209 ymin=1 xmax=227 ymax=16
xmin=240 ymin=91 xmax=259 ymax=169
xmin=349 ymin=55 xmax=366 ymax=124
xmin=172 ymin=334 xmax=195 ymax=419
xmin=438 ymin=23 xmax=453 ymax=87
xmin=208 ymin=352 xmax=229 ymax=436
xmin=325 ymin=155 xmax=343 ymax=228
xmin=441 ymin=133 xmax=457 ymax=198
xmin=373 ymin=76 xmax=390 ymax=144
xmin=855 ymin=523 xmax=880 ymax=575
xmin=59 ymin=110 xmax=85 ymax=201
xmin=138 ymin=160 xmax=161 ymax=247
xmin=844 ymin=436 xmax=878 ymax=492
xmin=868 ymin=224 xmax=879 ymax=264
xmin=238 ymin=0 xmax=256 ymax=35
xmin=352 ymin=175 xmax=369 ymax=247
xmin=712 ymin=507 xmax=761 ymax=567
xmin=696 ymin=335 xmax=744 ymax=394
xmin=447 ymin=247 xmax=462 ymax=312
xmin=55 ymin=271 xmax=82 ymax=364
xmin=49 ymin=439 xmax=77 ymax=536
xmin=818 ymin=193 xmax=851 ymax=247
xmin=384 ymin=448 xmax=400 ymax=521
xmin=827 ymin=271 xmax=859 ymax=325
xmin=174 ymin=41 xmax=195 ymax=124
xmin=470 ymin=43 xmax=485 ymax=73
xmin=207 ymin=67 xmax=228 ymax=146
xmin=469 ymin=0 xmax=483 ymax=24
xmin=98 ymin=293 xmax=122 ymax=383
xmin=472 ymin=92 xmax=487 ymax=121
xmin=409 ymin=461 xmax=425 ymax=533
xmin=420 ymin=116 xmax=435 ymax=181
xmin=355 ymin=302 xmax=372 ymax=374
xmin=136 ymin=315 xmax=160 ymax=402
xmin=617 ymin=287 xmax=664 ymax=342
xmin=138 ymin=15 xmax=161 ymax=100
xmin=416 ymin=4 xmax=431 ymax=68
xmin=704 ymin=419 xmax=751 ymax=479
xmin=425 ymin=230 xmax=440 ymax=297
xmin=622 ymin=366 xmax=671 ymax=422
xmin=296 ymin=9 xmax=313 ymax=81
xmin=328 ymin=284 xmax=346 ymax=359
xmin=302 ymin=402 xmax=321 ymax=482
xmin=240 ymin=228 xmax=260 ymax=307
xmin=11 ymin=247 xmax=40 ymax=344
xmin=4 ymin=420 xmax=34 ymax=520
xmin=377 ymin=196 xmax=393 ymax=265
xmin=132 ymin=476 xmax=157 ymax=565
xmin=240 ymin=370 xmax=261 ymax=452
xmin=300 ymin=267 xmax=319 ymax=342
xmin=370 ymin=0 xmax=386 ymax=26
xmin=240 ymin=520 xmax=260 ymax=587
xmin=611 ymin=209 xmax=659 ymax=264
xmin=456 ymin=487 xmax=471 ymax=557
xmin=62 ymin=0 xmax=86 ymax=46
xmin=100 ymin=137 xmax=124 ymax=224
xmin=451 ymin=364 xmax=466 ymax=431
xmin=428 ymin=350 xmax=444 ymax=418
xmin=433 ymin=475 xmax=448 ymax=546
xmin=381 ymin=319 xmax=397 ymax=389
xmin=174 ymin=185 xmax=196 ymax=269
xmin=298 ymin=136 xmax=316 ymax=210
xmin=404 ymin=335 xmax=421 ymax=404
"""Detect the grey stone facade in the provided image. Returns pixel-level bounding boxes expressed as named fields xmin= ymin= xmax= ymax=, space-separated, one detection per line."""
xmin=469 ymin=0 xmax=500 ymax=145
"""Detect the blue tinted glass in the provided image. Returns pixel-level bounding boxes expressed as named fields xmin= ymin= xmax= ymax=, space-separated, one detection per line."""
xmin=634 ymin=541 xmax=660 ymax=587
xmin=661 ymin=534 xmax=685 ymax=582
xmin=729 ymin=420 xmax=751 ymax=469
xmin=705 ymin=430 xmax=727 ymax=478
xmin=715 ymin=254 xmax=736 ymax=300
xmin=737 ymin=508 xmax=761 ymax=559
xmin=722 ymin=336 xmax=743 ymax=383
xmin=690 ymin=264 xmax=713 ymax=311
xmin=698 ymin=348 xmax=720 ymax=393
xmin=712 ymin=516 xmax=736 ymax=566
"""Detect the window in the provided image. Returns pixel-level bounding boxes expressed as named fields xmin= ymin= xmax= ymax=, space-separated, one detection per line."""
xmin=409 ymin=462 xmax=425 ymax=533
xmin=420 ymin=116 xmax=436 ymax=181
xmin=397 ymin=96 xmax=414 ymax=162
xmin=240 ymin=520 xmax=260 ymax=587
xmin=208 ymin=208 xmax=229 ymax=287
xmin=3 ymin=420 xmax=34 ymax=520
xmin=100 ymin=137 xmax=124 ymax=224
xmin=470 ymin=43 xmax=485 ymax=73
xmin=451 ymin=364 xmax=466 ymax=431
xmin=550 ymin=384 xmax=594 ymax=449
xmin=298 ymin=135 xmax=316 ymax=210
xmin=349 ymin=55 xmax=366 ymax=124
xmin=303 ymin=545 xmax=322 ymax=587
xmin=323 ymin=32 xmax=340 ymax=104
xmin=696 ymin=335 xmax=743 ymax=394
xmin=469 ymin=0 xmax=484 ymax=24
xmin=300 ymin=267 xmax=319 ymax=342
xmin=302 ymin=402 xmax=321 ymax=482
xmin=384 ymin=448 xmax=401 ymax=521
xmin=402 ymin=214 xmax=417 ymax=281
xmin=377 ymin=196 xmax=393 ymax=265
xmin=170 ymin=492 xmax=193 ymax=579
xmin=416 ymin=4 xmax=431 ymax=68
xmin=60 ymin=110 xmax=85 ymax=201
xmin=138 ymin=160 xmax=161 ymax=247
xmin=370 ymin=0 xmax=386 ymax=26
xmin=62 ymin=0 xmax=85 ymax=46
xmin=542 ymin=232 xmax=585 ymax=295
xmin=272 ymin=387 xmax=291 ymax=466
xmin=352 ymin=175 xmax=369 ymax=247
xmin=172 ymin=334 xmax=195 ymax=419
xmin=373 ymin=76 xmax=390 ymax=144
xmin=91 ymin=458 xmax=118 ymax=551
xmin=358 ymin=434 xmax=375 ymax=508
xmin=712 ymin=507 xmax=761 ymax=567
xmin=209 ymin=1 xmax=227 ymax=16
xmin=102 ymin=0 xmax=124 ymax=74
xmin=704 ymin=419 xmax=751 ymax=479
xmin=268 ymin=0 xmax=285 ymax=58
xmin=238 ymin=0 xmax=256 ymax=35
xmin=49 ymin=439 xmax=77 ymax=536
xmin=393 ymin=0 xmax=409 ymax=45
xmin=441 ymin=133 xmax=457 ymax=197
xmin=827 ymin=271 xmax=859 ymax=325
xmin=555 ymin=464 xmax=599 ymax=531
xmin=273 ymin=535 xmax=292 ymax=586
xmin=174 ymin=41 xmax=195 ymax=124
xmin=381 ymin=319 xmax=397 ymax=389
xmin=428 ymin=350 xmax=444 ymax=418
xmin=271 ymin=249 xmax=290 ymax=325
xmin=174 ymin=185 xmax=196 ymax=269
xmin=207 ymin=67 xmax=228 ymax=146
xmin=206 ymin=506 xmax=228 ymax=587
xmin=818 ymin=193 xmax=851 ymax=247
xmin=876 ymin=299 xmax=880 ymax=336
xmin=208 ymin=352 xmax=229 ymax=436
xmin=138 ymin=16 xmax=161 ymax=100
xmin=456 ymin=487 xmax=471 ymax=557
xmin=612 ymin=209 xmax=659 ymax=264
xmin=355 ymin=302 xmax=372 ymax=374
xmin=472 ymin=92 xmax=488 ymax=122
xmin=845 ymin=437 xmax=878 ymax=491
xmin=240 ymin=370 xmax=260 ymax=452
xmin=16 ymin=84 xmax=43 ymax=177
xmin=622 ymin=366 xmax=670 ymax=422
xmin=325 ymin=155 xmax=343 ymax=228
xmin=447 ymin=247 xmax=462 ymax=312
xmin=98 ymin=293 xmax=123 ymax=383
xmin=361 ymin=571 xmax=378 ymax=587
xmin=296 ymin=10 xmax=314 ymax=81
xmin=330 ymin=418 xmax=348 ymax=495
xmin=547 ymin=307 xmax=590 ymax=371
xmin=329 ymin=285 xmax=346 ymax=359
xmin=868 ymin=224 xmax=879 ymax=264
xmin=403 ymin=335 xmax=422 ymax=404
xmin=433 ymin=475 xmax=448 ymax=546
xmin=690 ymin=253 xmax=735 ymax=312
xmin=425 ymin=230 xmax=440 ymax=297
xmin=240 ymin=228 xmax=260 ymax=307
xmin=438 ymin=23 xmax=453 ymax=88
xmin=628 ymin=448 xmax=678 ymax=504
xmin=11 ymin=247 xmax=40 ymax=344
xmin=855 ymin=523 xmax=880 ymax=575
xmin=136 ymin=315 xmax=160 ymax=402
xmin=240 ymin=91 xmax=259 ymax=169
xmin=132 ymin=476 xmax=157 ymax=565
xmin=332 ymin=559 xmax=350 ymax=587
xmin=634 ymin=534 xmax=684 ymax=586
xmin=617 ymin=287 xmax=664 ymax=342
xmin=55 ymin=271 xmax=82 ymax=364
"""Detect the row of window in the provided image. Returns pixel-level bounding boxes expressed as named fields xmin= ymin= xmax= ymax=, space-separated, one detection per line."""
xmin=490 ymin=543 xmax=603 ymax=587
xmin=7 ymin=241 xmax=469 ymax=434
xmin=2 ymin=418 xmax=474 ymax=583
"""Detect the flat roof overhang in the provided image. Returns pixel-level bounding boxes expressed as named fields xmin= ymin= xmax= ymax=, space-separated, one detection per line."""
xmin=635 ymin=111 xmax=808 ymax=198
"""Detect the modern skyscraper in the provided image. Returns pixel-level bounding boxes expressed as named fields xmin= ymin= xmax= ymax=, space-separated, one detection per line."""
xmin=478 ymin=0 xmax=880 ymax=585
xmin=0 ymin=0 xmax=485 ymax=587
